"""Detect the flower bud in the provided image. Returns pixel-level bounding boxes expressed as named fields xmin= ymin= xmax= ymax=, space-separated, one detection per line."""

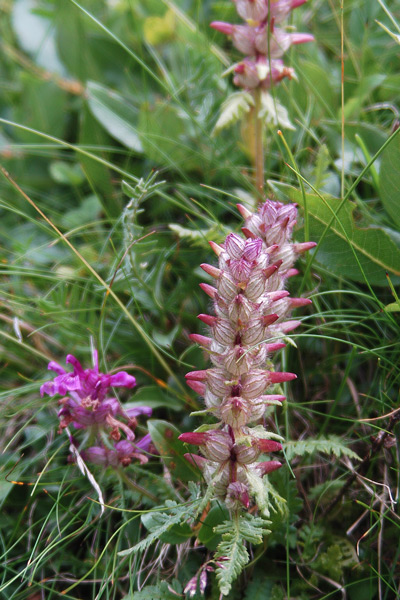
xmin=226 ymin=482 xmax=250 ymax=510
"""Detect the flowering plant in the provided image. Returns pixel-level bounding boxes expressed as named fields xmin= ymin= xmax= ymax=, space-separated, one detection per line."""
xmin=41 ymin=348 xmax=152 ymax=466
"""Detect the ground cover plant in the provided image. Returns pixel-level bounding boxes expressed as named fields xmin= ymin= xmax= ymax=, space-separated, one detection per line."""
xmin=0 ymin=0 xmax=400 ymax=598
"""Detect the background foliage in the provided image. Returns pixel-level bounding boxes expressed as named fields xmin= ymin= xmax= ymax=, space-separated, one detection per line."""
xmin=0 ymin=0 xmax=399 ymax=598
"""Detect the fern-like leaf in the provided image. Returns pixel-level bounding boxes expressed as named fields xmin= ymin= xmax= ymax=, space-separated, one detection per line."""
xmin=214 ymin=514 xmax=270 ymax=596
xmin=283 ymin=436 xmax=361 ymax=462
xmin=213 ymin=91 xmax=254 ymax=134
xmin=118 ymin=500 xmax=199 ymax=557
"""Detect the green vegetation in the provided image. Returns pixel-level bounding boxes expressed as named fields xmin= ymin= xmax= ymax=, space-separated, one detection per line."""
xmin=0 ymin=0 xmax=399 ymax=598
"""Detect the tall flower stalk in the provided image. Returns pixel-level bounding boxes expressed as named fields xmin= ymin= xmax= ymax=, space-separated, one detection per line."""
xmin=211 ymin=0 xmax=313 ymax=199
xmin=180 ymin=200 xmax=315 ymax=516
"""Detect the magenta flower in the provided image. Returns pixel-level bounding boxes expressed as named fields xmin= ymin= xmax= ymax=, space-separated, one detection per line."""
xmin=82 ymin=438 xmax=151 ymax=468
xmin=41 ymin=349 xmax=151 ymax=441
xmin=40 ymin=350 xmax=136 ymax=400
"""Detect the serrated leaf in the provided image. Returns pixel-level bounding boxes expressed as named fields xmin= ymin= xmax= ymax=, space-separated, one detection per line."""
xmin=87 ymin=81 xmax=143 ymax=152
xmin=380 ymin=132 xmax=400 ymax=228
xmin=214 ymin=514 xmax=270 ymax=596
xmin=213 ymin=91 xmax=254 ymax=134
xmin=274 ymin=183 xmax=400 ymax=285
xmin=259 ymin=91 xmax=295 ymax=131
xmin=148 ymin=420 xmax=200 ymax=482
xmin=118 ymin=500 xmax=198 ymax=557
xmin=283 ymin=436 xmax=361 ymax=462
xmin=142 ymin=511 xmax=192 ymax=545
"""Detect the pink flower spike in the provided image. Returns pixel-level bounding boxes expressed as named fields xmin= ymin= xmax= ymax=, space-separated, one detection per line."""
xmin=261 ymin=313 xmax=279 ymax=326
xmin=200 ymin=263 xmax=222 ymax=278
xmin=189 ymin=333 xmax=213 ymax=348
xmin=236 ymin=203 xmax=252 ymax=219
xmin=293 ymin=241 xmax=317 ymax=253
xmin=258 ymin=439 xmax=283 ymax=453
xmin=290 ymin=297 xmax=312 ymax=308
xmin=198 ymin=314 xmax=218 ymax=327
xmin=179 ymin=432 xmax=207 ymax=445
xmin=266 ymin=342 xmax=286 ymax=353
xmin=209 ymin=240 xmax=224 ymax=256
xmin=269 ymin=371 xmax=297 ymax=383
xmin=256 ymin=460 xmax=283 ymax=476
xmin=210 ymin=21 xmax=234 ymax=35
xmin=199 ymin=282 xmax=217 ymax=298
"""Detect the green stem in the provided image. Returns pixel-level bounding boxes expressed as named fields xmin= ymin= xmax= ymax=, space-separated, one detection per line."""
xmin=254 ymin=88 xmax=265 ymax=203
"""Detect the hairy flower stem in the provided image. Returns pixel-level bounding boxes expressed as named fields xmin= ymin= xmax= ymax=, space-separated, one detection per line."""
xmin=254 ymin=89 xmax=265 ymax=202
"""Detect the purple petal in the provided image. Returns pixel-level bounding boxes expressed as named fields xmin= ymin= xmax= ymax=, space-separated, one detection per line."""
xmin=47 ymin=361 xmax=66 ymax=376
xmin=109 ymin=371 xmax=136 ymax=389
xmin=115 ymin=440 xmax=134 ymax=455
xmin=82 ymin=446 xmax=107 ymax=465
xmin=66 ymin=354 xmax=84 ymax=375
xmin=134 ymin=433 xmax=152 ymax=452
xmin=126 ymin=405 xmax=152 ymax=418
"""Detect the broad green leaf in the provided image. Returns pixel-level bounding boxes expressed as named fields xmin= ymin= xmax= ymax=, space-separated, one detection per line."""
xmin=380 ymin=132 xmax=400 ymax=228
xmin=86 ymin=81 xmax=143 ymax=152
xmin=12 ymin=74 xmax=68 ymax=142
xmin=197 ymin=504 xmax=230 ymax=550
xmin=54 ymin=0 xmax=101 ymax=81
xmin=138 ymin=102 xmax=196 ymax=171
xmin=78 ymin=104 xmax=116 ymax=216
xmin=124 ymin=386 xmax=182 ymax=412
xmin=296 ymin=61 xmax=338 ymax=116
xmin=276 ymin=183 xmax=400 ymax=285
xmin=147 ymin=420 xmax=200 ymax=482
